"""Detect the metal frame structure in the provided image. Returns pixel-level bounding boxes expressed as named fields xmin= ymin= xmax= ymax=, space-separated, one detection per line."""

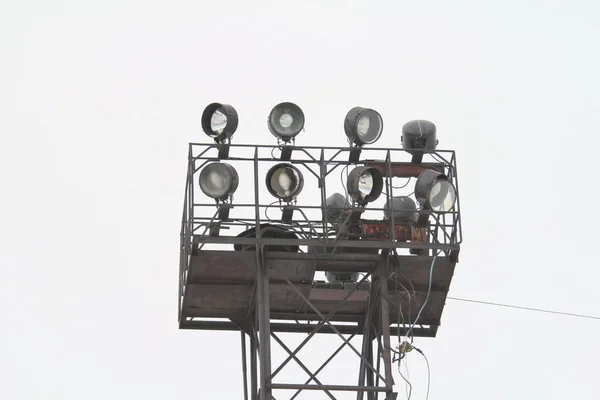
xmin=179 ymin=143 xmax=462 ymax=400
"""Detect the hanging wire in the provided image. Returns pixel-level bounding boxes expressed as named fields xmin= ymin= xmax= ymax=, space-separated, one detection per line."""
xmin=447 ymin=297 xmax=600 ymax=321
xmin=405 ymin=253 xmax=438 ymax=341
xmin=392 ymin=177 xmax=412 ymax=190
xmin=397 ymin=355 xmax=413 ymax=400
xmin=264 ymin=200 xmax=280 ymax=222
xmin=340 ymin=164 xmax=349 ymax=201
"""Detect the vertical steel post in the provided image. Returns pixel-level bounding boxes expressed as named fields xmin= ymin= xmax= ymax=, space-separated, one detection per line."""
xmin=378 ymin=252 xmax=394 ymax=398
xmin=250 ymin=327 xmax=258 ymax=400
xmin=366 ymin=337 xmax=375 ymax=400
xmin=254 ymin=147 xmax=272 ymax=400
xmin=241 ymin=331 xmax=249 ymax=400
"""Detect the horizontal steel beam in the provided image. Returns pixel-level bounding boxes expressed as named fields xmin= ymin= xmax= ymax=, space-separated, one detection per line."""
xmin=269 ymin=383 xmax=389 ymax=392
xmin=192 ymin=235 xmax=460 ymax=250
xmin=179 ymin=320 xmax=437 ymax=337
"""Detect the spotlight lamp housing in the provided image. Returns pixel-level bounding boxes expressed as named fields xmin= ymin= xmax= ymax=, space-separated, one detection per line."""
xmin=347 ymin=166 xmax=384 ymax=205
xmin=198 ymin=162 xmax=239 ymax=201
xmin=402 ymin=120 xmax=438 ymax=152
xmin=266 ymin=163 xmax=304 ymax=202
xmin=344 ymin=107 xmax=383 ymax=146
xmin=384 ymin=196 xmax=418 ymax=223
xmin=201 ymin=103 xmax=239 ymax=143
xmin=324 ymin=193 xmax=350 ymax=222
xmin=415 ymin=169 xmax=457 ymax=212
xmin=268 ymin=102 xmax=305 ymax=142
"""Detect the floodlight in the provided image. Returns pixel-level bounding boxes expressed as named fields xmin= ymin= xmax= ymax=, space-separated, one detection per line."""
xmin=402 ymin=120 xmax=438 ymax=152
xmin=266 ymin=163 xmax=304 ymax=202
xmin=326 ymin=271 xmax=359 ymax=283
xmin=324 ymin=193 xmax=350 ymax=221
xmin=198 ymin=162 xmax=239 ymax=200
xmin=415 ymin=169 xmax=456 ymax=211
xmin=347 ymin=166 xmax=383 ymax=205
xmin=201 ymin=103 xmax=239 ymax=143
xmin=384 ymin=196 xmax=418 ymax=223
xmin=344 ymin=107 xmax=383 ymax=146
xmin=234 ymin=224 xmax=299 ymax=252
xmin=268 ymin=102 xmax=305 ymax=142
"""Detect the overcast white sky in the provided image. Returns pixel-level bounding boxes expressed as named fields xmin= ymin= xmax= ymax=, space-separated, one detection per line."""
xmin=2 ymin=0 xmax=600 ymax=399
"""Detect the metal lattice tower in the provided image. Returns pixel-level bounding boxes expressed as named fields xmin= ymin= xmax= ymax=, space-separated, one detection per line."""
xmin=179 ymin=142 xmax=462 ymax=400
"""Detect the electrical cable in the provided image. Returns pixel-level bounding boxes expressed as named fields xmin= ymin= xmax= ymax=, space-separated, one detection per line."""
xmin=446 ymin=297 xmax=600 ymax=321
xmin=405 ymin=254 xmax=437 ymax=341
xmin=340 ymin=164 xmax=349 ymax=201
xmin=392 ymin=177 xmax=412 ymax=189
xmin=413 ymin=346 xmax=430 ymax=400
xmin=264 ymin=200 xmax=280 ymax=222
xmin=397 ymin=354 xmax=413 ymax=400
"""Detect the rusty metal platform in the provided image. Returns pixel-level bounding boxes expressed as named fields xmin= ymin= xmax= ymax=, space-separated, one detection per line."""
xmin=180 ymin=250 xmax=455 ymax=337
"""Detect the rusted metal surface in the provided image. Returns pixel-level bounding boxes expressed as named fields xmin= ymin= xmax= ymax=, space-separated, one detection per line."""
xmin=181 ymin=252 xmax=454 ymax=336
xmin=361 ymin=222 xmax=427 ymax=242
xmin=363 ymin=161 xmax=445 ymax=178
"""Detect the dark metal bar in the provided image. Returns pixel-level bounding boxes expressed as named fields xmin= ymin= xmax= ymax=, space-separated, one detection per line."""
xmin=378 ymin=253 xmax=394 ymax=391
xmin=254 ymin=148 xmax=273 ymax=400
xmin=250 ymin=326 xmax=258 ymax=400
xmin=269 ymin=384 xmax=389 ymax=392
xmin=366 ymin=336 xmax=375 ymax=400
xmin=241 ymin=331 xmax=249 ymax=400
xmin=189 ymin=141 xmax=457 ymax=153
xmin=357 ymin=283 xmax=378 ymax=400
xmin=180 ymin=320 xmax=438 ymax=336
xmin=271 ymin=333 xmax=337 ymax=400
xmin=192 ymin=235 xmax=459 ymax=250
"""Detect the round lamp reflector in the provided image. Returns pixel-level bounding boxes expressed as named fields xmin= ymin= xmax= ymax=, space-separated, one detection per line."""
xmin=344 ymin=107 xmax=383 ymax=146
xmin=384 ymin=196 xmax=418 ymax=222
xmin=347 ymin=166 xmax=383 ymax=204
xmin=199 ymin=163 xmax=239 ymax=200
xmin=428 ymin=180 xmax=456 ymax=211
xmin=266 ymin=163 xmax=304 ymax=201
xmin=201 ymin=103 xmax=239 ymax=142
xmin=268 ymin=102 xmax=305 ymax=141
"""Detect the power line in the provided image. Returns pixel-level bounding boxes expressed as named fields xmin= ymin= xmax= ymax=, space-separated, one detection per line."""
xmin=447 ymin=296 xmax=600 ymax=321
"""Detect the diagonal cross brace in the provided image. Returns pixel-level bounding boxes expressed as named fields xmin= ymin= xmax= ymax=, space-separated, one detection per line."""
xmin=282 ymin=277 xmax=388 ymax=385
xmin=271 ymin=333 xmax=337 ymax=400
xmin=269 ymin=269 xmax=375 ymax=381
xmin=289 ymin=332 xmax=358 ymax=400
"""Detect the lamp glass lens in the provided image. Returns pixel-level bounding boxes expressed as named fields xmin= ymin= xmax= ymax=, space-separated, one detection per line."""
xmin=200 ymin=165 xmax=231 ymax=198
xmin=358 ymin=172 xmax=373 ymax=198
xmin=279 ymin=113 xmax=293 ymax=128
xmin=210 ymin=109 xmax=227 ymax=134
xmin=356 ymin=110 xmax=382 ymax=144
xmin=357 ymin=115 xmax=370 ymax=136
xmin=429 ymin=181 xmax=456 ymax=211
xmin=270 ymin=167 xmax=300 ymax=199
xmin=269 ymin=104 xmax=304 ymax=138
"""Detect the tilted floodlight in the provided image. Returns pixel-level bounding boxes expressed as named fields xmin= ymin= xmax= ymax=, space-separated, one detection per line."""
xmin=234 ymin=224 xmax=299 ymax=252
xmin=402 ymin=120 xmax=438 ymax=163
xmin=384 ymin=196 xmax=418 ymax=223
xmin=268 ymin=102 xmax=305 ymax=142
xmin=199 ymin=162 xmax=239 ymax=201
xmin=324 ymin=193 xmax=350 ymax=222
xmin=266 ymin=163 xmax=304 ymax=202
xmin=347 ymin=166 xmax=384 ymax=205
xmin=344 ymin=107 xmax=383 ymax=146
xmin=201 ymin=103 xmax=239 ymax=143
xmin=415 ymin=169 xmax=456 ymax=211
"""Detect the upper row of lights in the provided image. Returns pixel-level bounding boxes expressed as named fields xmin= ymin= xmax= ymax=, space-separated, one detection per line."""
xmin=201 ymin=102 xmax=438 ymax=153
xmin=198 ymin=102 xmax=454 ymax=214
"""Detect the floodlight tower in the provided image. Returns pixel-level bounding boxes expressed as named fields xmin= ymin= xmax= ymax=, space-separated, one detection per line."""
xmin=179 ymin=104 xmax=462 ymax=400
